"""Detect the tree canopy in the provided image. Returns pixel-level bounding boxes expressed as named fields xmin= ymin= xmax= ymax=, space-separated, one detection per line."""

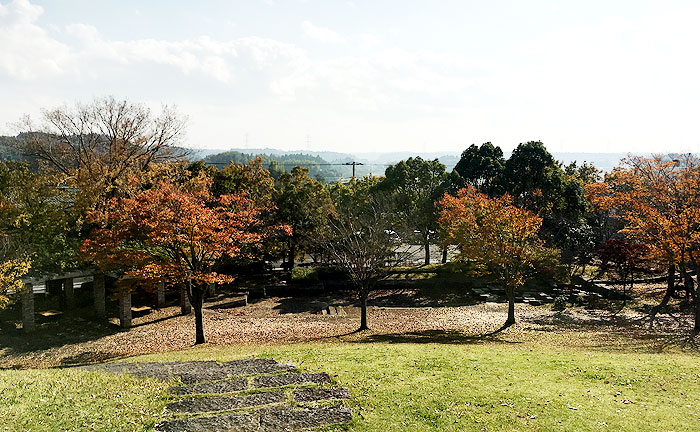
xmin=81 ymin=173 xmax=286 ymax=343
xmin=439 ymin=186 xmax=557 ymax=326
xmin=376 ymin=157 xmax=447 ymax=264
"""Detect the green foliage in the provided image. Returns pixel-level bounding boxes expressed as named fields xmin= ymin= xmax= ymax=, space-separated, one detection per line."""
xmin=553 ymin=295 xmax=568 ymax=311
xmin=0 ymin=162 xmax=79 ymax=276
xmin=211 ymin=156 xmax=276 ymax=204
xmin=376 ymin=157 xmax=447 ymax=264
xmin=290 ymin=266 xmax=320 ymax=283
xmin=565 ymin=160 xmax=602 ymax=185
xmin=276 ymin=166 xmax=335 ymax=267
xmin=328 ymin=175 xmax=382 ymax=218
xmin=452 ymin=142 xmax=505 ymax=195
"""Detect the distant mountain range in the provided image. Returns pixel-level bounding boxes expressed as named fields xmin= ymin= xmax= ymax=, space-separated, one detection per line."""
xmin=0 ymin=133 xmax=645 ymax=181
xmin=193 ymin=147 xmax=632 ymax=174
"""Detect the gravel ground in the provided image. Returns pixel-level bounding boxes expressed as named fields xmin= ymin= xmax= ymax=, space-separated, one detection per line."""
xmin=0 ymin=288 xmax=696 ymax=369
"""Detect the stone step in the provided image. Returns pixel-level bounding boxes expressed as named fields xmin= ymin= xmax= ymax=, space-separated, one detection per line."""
xmin=259 ymin=406 xmax=353 ymax=431
xmin=167 ymin=391 xmax=286 ymax=414
xmin=170 ymin=378 xmax=248 ymax=395
xmin=156 ymin=406 xmax=352 ymax=432
xmin=252 ymin=372 xmax=330 ymax=389
xmin=85 ymin=358 xmax=296 ymax=384
xmin=156 ymin=413 xmax=259 ymax=432
xmin=293 ymin=387 xmax=351 ymax=403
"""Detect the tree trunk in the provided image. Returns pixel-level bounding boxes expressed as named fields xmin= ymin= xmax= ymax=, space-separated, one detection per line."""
xmin=191 ymin=285 xmax=206 ymax=345
xmin=691 ymin=259 xmax=700 ymax=332
xmin=441 ymin=246 xmax=448 ymax=264
xmin=505 ymin=286 xmax=515 ymax=326
xmin=180 ymin=284 xmax=191 ymax=315
xmin=424 ymin=239 xmax=430 ymax=265
xmin=359 ymin=291 xmax=369 ymax=331
xmin=680 ymin=264 xmax=694 ymax=300
xmin=695 ymin=290 xmax=700 ymax=332
xmin=649 ymin=265 xmax=675 ymax=327
xmin=288 ymin=240 xmax=296 ymax=270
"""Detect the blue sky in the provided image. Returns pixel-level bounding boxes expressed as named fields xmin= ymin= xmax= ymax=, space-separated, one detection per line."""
xmin=1 ymin=0 xmax=699 ymax=153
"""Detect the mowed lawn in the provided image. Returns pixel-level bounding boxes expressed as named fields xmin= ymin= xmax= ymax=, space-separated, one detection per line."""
xmin=2 ymin=341 xmax=700 ymax=432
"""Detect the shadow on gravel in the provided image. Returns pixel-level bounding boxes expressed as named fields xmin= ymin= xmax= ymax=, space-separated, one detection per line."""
xmin=0 ymin=318 xmax=122 ymax=358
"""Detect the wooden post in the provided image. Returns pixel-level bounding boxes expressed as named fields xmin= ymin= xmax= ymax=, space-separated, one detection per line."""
xmin=64 ymin=277 xmax=75 ymax=309
xmin=118 ymin=286 xmax=132 ymax=328
xmin=22 ymin=283 xmax=35 ymax=332
xmin=156 ymin=281 xmax=166 ymax=308
xmin=180 ymin=285 xmax=191 ymax=315
xmin=93 ymin=273 xmax=106 ymax=319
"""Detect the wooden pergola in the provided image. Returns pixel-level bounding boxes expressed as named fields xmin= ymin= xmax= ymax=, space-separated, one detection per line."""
xmin=19 ymin=272 xmax=192 ymax=332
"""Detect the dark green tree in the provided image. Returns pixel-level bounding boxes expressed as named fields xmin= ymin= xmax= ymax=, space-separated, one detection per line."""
xmin=0 ymin=162 xmax=79 ymax=277
xmin=453 ymin=142 xmax=505 ymax=195
xmin=276 ymin=166 xmax=335 ymax=269
xmin=502 ymin=141 xmax=592 ymax=276
xmin=376 ymin=157 xmax=447 ymax=265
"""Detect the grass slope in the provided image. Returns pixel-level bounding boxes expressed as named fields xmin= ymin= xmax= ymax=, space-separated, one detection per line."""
xmin=0 ymin=368 xmax=169 ymax=431
xmin=3 ymin=341 xmax=698 ymax=431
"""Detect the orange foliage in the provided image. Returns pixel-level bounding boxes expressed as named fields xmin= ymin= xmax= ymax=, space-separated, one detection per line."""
xmin=81 ymin=174 xmax=290 ymax=290
xmin=586 ymin=155 xmax=700 ymax=267
xmin=438 ymin=186 xmax=551 ymax=289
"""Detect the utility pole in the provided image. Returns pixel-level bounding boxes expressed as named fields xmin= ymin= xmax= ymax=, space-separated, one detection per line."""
xmin=343 ymin=161 xmax=364 ymax=179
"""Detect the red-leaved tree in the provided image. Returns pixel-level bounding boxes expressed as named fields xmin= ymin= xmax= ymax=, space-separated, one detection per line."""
xmin=82 ymin=174 xmax=286 ymax=344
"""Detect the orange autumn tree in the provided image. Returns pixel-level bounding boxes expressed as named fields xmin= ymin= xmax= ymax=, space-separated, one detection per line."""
xmin=587 ymin=154 xmax=700 ymax=330
xmin=82 ymin=174 xmax=284 ymax=344
xmin=438 ymin=186 xmax=557 ymax=327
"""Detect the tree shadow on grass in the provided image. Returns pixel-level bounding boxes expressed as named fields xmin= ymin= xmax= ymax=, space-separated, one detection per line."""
xmin=342 ymin=328 xmax=522 ymax=345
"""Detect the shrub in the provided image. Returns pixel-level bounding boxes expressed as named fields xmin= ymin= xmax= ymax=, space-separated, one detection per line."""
xmin=553 ymin=295 xmax=567 ymax=311
xmin=291 ymin=266 xmax=320 ymax=283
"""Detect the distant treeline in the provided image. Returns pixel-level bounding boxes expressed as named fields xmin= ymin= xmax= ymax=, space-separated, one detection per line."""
xmin=0 ymin=136 xmax=24 ymax=162
xmin=203 ymin=150 xmax=343 ymax=182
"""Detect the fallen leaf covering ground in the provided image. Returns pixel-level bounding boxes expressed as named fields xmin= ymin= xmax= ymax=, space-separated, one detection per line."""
xmin=1 ymin=285 xmax=697 ymax=369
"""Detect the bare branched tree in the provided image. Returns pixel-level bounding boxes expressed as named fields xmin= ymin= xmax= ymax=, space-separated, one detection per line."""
xmin=15 ymin=96 xmax=189 ymax=208
xmin=318 ymin=195 xmax=415 ymax=330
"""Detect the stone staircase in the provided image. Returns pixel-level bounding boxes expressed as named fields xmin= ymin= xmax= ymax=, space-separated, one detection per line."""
xmin=83 ymin=358 xmax=353 ymax=431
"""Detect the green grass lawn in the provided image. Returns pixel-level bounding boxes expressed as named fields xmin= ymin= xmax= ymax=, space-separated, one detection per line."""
xmin=2 ymin=341 xmax=700 ymax=431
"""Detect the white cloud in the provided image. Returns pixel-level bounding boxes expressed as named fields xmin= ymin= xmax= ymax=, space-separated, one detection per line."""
xmin=0 ymin=0 xmax=71 ymax=78
xmin=0 ymin=2 xmax=308 ymax=85
xmin=4 ymin=0 xmax=700 ymax=153
xmin=301 ymin=20 xmax=344 ymax=44
xmin=0 ymin=0 xmax=484 ymax=111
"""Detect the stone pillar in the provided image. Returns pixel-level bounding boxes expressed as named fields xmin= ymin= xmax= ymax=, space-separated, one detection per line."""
xmin=118 ymin=287 xmax=132 ymax=328
xmin=93 ymin=273 xmax=105 ymax=319
xmin=22 ymin=283 xmax=35 ymax=332
xmin=64 ymin=277 xmax=74 ymax=309
xmin=208 ymin=283 xmax=216 ymax=297
xmin=180 ymin=285 xmax=191 ymax=315
xmin=156 ymin=281 xmax=166 ymax=308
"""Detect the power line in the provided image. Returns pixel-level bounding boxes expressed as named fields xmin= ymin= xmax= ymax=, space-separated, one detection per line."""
xmin=343 ymin=161 xmax=364 ymax=178
xmin=205 ymin=161 xmax=391 ymax=167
